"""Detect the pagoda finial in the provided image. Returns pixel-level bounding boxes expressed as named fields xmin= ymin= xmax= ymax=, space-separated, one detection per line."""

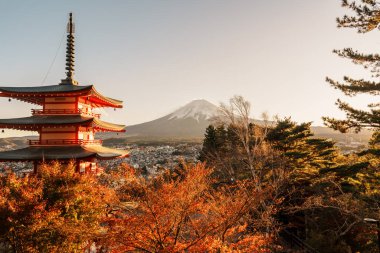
xmin=60 ymin=12 xmax=78 ymax=85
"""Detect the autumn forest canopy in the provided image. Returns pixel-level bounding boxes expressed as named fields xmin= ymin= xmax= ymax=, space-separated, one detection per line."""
xmin=0 ymin=1 xmax=380 ymax=252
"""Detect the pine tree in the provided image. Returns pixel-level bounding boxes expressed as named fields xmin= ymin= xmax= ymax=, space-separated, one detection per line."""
xmin=199 ymin=124 xmax=244 ymax=181
xmin=319 ymin=4 xmax=380 ymax=249
xmin=323 ymin=0 xmax=380 ymax=147
xmin=266 ymin=118 xmax=337 ymax=170
xmin=199 ymin=125 xmax=218 ymax=161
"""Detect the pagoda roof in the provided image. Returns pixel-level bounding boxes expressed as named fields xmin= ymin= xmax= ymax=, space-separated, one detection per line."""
xmin=0 ymin=145 xmax=128 ymax=162
xmin=0 ymin=84 xmax=92 ymax=93
xmin=0 ymin=115 xmax=126 ymax=132
xmin=0 ymin=84 xmax=123 ymax=108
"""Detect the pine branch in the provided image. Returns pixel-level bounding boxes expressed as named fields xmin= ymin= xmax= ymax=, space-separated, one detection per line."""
xmin=323 ymin=99 xmax=380 ymax=133
xmin=322 ymin=116 xmax=361 ymax=133
xmin=337 ymin=0 xmax=380 ymax=33
xmin=334 ymin=48 xmax=380 ymax=63
xmin=333 ymin=48 xmax=380 ymax=76
xmin=337 ymin=99 xmax=380 ymax=125
xmin=326 ymin=76 xmax=380 ymax=96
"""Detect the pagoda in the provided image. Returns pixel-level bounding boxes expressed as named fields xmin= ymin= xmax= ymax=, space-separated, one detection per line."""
xmin=0 ymin=13 xmax=127 ymax=173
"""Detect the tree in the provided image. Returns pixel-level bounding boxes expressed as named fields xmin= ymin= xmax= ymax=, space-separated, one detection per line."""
xmin=199 ymin=125 xmax=223 ymax=162
xmin=105 ymin=163 xmax=277 ymax=253
xmin=217 ymin=96 xmax=269 ymax=181
xmin=200 ymin=124 xmax=246 ymax=182
xmin=320 ymin=4 xmax=380 ymax=249
xmin=0 ymin=162 xmax=116 ymax=252
xmin=266 ymin=118 xmax=337 ymax=171
xmin=323 ymin=0 xmax=380 ymax=148
xmin=200 ymin=95 xmax=281 ymax=185
xmin=198 ymin=94 xmax=378 ymax=251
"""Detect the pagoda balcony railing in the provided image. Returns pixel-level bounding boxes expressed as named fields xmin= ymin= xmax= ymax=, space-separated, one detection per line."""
xmin=31 ymin=109 xmax=101 ymax=118
xmin=29 ymin=139 xmax=102 ymax=146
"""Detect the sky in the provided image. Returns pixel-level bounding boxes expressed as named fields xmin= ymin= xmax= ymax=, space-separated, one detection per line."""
xmin=0 ymin=0 xmax=379 ymax=137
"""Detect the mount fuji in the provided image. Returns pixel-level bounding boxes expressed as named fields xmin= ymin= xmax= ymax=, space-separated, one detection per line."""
xmin=125 ymin=99 xmax=219 ymax=138
xmin=100 ymin=99 xmax=372 ymax=143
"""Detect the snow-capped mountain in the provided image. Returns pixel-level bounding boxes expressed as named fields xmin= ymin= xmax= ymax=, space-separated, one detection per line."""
xmin=96 ymin=99 xmax=372 ymax=143
xmin=168 ymin=99 xmax=218 ymax=122
xmin=125 ymin=99 xmax=220 ymax=137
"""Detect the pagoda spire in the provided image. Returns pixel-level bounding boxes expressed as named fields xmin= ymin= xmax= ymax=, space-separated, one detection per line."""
xmin=60 ymin=12 xmax=78 ymax=85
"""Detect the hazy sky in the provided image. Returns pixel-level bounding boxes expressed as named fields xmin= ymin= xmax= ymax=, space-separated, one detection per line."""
xmin=0 ymin=0 xmax=379 ymax=137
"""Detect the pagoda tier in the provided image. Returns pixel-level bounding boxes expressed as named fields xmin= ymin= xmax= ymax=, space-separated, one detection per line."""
xmin=0 ymin=115 xmax=126 ymax=132
xmin=0 ymin=84 xmax=122 ymax=108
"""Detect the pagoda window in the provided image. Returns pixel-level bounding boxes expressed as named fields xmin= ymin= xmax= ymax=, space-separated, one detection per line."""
xmin=78 ymin=102 xmax=92 ymax=115
xmin=45 ymin=97 xmax=76 ymax=103
xmin=41 ymin=126 xmax=76 ymax=132
xmin=44 ymin=103 xmax=76 ymax=110
xmin=40 ymin=127 xmax=77 ymax=141
xmin=91 ymin=162 xmax=96 ymax=171
xmin=79 ymin=131 xmax=93 ymax=141
xmin=40 ymin=132 xmax=77 ymax=140
xmin=78 ymin=97 xmax=89 ymax=104
xmin=44 ymin=97 xmax=77 ymax=111
xmin=80 ymin=163 xmax=86 ymax=173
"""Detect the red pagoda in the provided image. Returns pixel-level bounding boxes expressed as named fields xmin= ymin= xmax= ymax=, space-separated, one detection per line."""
xmin=0 ymin=13 xmax=128 ymax=173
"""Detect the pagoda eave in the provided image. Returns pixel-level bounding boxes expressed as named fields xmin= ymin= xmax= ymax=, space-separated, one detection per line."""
xmin=0 ymin=85 xmax=123 ymax=108
xmin=88 ymin=96 xmax=123 ymax=108
xmin=93 ymin=127 xmax=126 ymax=133
xmin=0 ymin=125 xmax=126 ymax=133
xmin=0 ymin=115 xmax=125 ymax=132
xmin=88 ymin=87 xmax=123 ymax=108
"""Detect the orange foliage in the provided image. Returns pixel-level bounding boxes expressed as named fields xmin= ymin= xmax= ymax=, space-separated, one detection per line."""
xmin=105 ymin=163 xmax=275 ymax=252
xmin=0 ymin=162 xmax=116 ymax=252
xmin=0 ymin=162 xmax=279 ymax=252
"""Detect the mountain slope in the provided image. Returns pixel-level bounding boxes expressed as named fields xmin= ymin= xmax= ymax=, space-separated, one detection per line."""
xmin=126 ymin=99 xmax=219 ymax=137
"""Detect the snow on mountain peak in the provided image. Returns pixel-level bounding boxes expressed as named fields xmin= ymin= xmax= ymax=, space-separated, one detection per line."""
xmin=168 ymin=99 xmax=219 ymax=121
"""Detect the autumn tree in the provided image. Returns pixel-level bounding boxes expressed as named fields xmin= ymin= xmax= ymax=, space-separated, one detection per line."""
xmin=0 ymin=162 xmax=116 ymax=253
xmin=105 ymin=163 xmax=278 ymax=253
